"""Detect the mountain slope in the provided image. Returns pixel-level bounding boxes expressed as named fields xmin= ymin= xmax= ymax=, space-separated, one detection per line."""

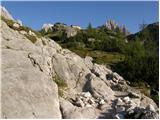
xmin=127 ymin=22 xmax=159 ymax=47
xmin=1 ymin=6 xmax=159 ymax=119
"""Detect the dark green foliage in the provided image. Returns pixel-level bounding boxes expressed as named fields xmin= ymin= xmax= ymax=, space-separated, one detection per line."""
xmin=112 ymin=34 xmax=159 ymax=105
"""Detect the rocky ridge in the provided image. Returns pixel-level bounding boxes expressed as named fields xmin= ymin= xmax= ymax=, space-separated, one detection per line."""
xmin=105 ymin=19 xmax=130 ymax=36
xmin=1 ymin=6 xmax=159 ymax=119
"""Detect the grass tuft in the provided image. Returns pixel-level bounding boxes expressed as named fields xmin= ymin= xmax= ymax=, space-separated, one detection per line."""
xmin=53 ymin=75 xmax=68 ymax=97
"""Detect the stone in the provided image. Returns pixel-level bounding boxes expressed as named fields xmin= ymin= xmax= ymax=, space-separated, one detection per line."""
xmin=99 ymin=99 xmax=105 ymax=105
xmin=128 ymin=92 xmax=140 ymax=98
xmin=76 ymin=97 xmax=85 ymax=108
xmin=82 ymin=92 xmax=92 ymax=98
xmin=126 ymin=108 xmax=134 ymax=115
xmin=141 ymin=111 xmax=159 ymax=119
xmin=85 ymin=104 xmax=92 ymax=108
xmin=146 ymin=104 xmax=156 ymax=112
xmin=98 ymin=104 xmax=108 ymax=111
xmin=28 ymin=30 xmax=36 ymax=36
xmin=20 ymin=30 xmax=27 ymax=35
xmin=91 ymin=63 xmax=112 ymax=81
xmin=71 ymin=25 xmax=81 ymax=30
xmin=123 ymin=96 xmax=130 ymax=103
xmin=134 ymin=111 xmax=142 ymax=119
xmin=88 ymin=98 xmax=95 ymax=105
xmin=65 ymin=26 xmax=78 ymax=38
xmin=59 ymin=97 xmax=75 ymax=118
xmin=116 ymin=106 xmax=125 ymax=113
xmin=140 ymin=95 xmax=158 ymax=110
xmin=114 ymin=113 xmax=125 ymax=119
xmin=90 ymin=77 xmax=115 ymax=101
xmin=13 ymin=23 xmax=20 ymax=28
xmin=116 ymin=98 xmax=123 ymax=104
xmin=112 ymin=72 xmax=123 ymax=81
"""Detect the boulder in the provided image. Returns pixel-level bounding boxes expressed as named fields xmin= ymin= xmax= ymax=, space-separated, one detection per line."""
xmin=112 ymin=72 xmax=124 ymax=81
xmin=116 ymin=106 xmax=125 ymax=113
xmin=81 ymin=92 xmax=92 ymax=98
xmin=28 ymin=30 xmax=36 ymax=36
xmin=140 ymin=95 xmax=158 ymax=110
xmin=20 ymin=30 xmax=27 ymax=35
xmin=13 ymin=23 xmax=20 ymax=28
xmin=146 ymin=104 xmax=156 ymax=112
xmin=59 ymin=97 xmax=75 ymax=118
xmin=99 ymin=99 xmax=105 ymax=105
xmin=65 ymin=26 xmax=78 ymax=38
xmin=88 ymin=98 xmax=95 ymax=105
xmin=91 ymin=63 xmax=112 ymax=81
xmin=116 ymin=98 xmax=124 ymax=106
xmin=75 ymin=97 xmax=85 ymax=108
xmin=90 ymin=76 xmax=115 ymax=101
xmin=128 ymin=92 xmax=140 ymax=98
xmin=123 ymin=96 xmax=130 ymax=103
xmin=60 ymin=97 xmax=99 ymax=119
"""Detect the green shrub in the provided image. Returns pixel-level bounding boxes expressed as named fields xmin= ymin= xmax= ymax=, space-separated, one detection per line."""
xmin=1 ymin=16 xmax=15 ymax=28
xmin=53 ymin=75 xmax=68 ymax=97
xmin=25 ymin=35 xmax=37 ymax=43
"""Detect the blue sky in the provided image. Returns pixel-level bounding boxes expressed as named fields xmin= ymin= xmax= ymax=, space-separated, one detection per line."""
xmin=2 ymin=1 xmax=159 ymax=33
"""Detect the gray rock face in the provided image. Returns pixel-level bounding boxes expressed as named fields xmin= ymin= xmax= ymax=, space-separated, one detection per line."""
xmin=65 ymin=26 xmax=78 ymax=38
xmin=84 ymin=56 xmax=93 ymax=69
xmin=1 ymin=5 xmax=14 ymax=20
xmin=1 ymin=21 xmax=62 ymax=118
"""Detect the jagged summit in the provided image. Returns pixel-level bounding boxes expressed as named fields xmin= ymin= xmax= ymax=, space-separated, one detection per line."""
xmin=105 ymin=19 xmax=130 ymax=36
xmin=105 ymin=19 xmax=118 ymax=31
xmin=1 ymin=6 xmax=159 ymax=119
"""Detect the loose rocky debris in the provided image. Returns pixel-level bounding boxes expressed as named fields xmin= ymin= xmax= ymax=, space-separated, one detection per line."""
xmin=112 ymin=96 xmax=159 ymax=119
xmin=70 ymin=92 xmax=107 ymax=109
